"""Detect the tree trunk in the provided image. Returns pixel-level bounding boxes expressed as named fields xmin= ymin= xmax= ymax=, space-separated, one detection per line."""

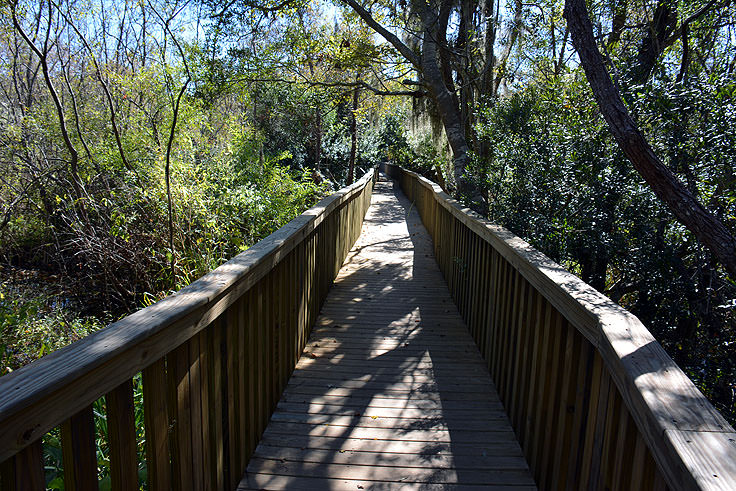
xmin=494 ymin=0 xmax=522 ymax=96
xmin=481 ymin=0 xmax=496 ymax=96
xmin=344 ymin=0 xmax=486 ymax=213
xmin=348 ymin=84 xmax=358 ymax=185
xmin=416 ymin=0 xmax=485 ymax=212
xmin=630 ymin=0 xmax=678 ymax=84
xmin=315 ymin=108 xmax=322 ymax=172
xmin=564 ymin=0 xmax=736 ymax=277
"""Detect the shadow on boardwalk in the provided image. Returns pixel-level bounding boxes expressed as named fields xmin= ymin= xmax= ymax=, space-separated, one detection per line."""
xmin=240 ymin=176 xmax=535 ymax=490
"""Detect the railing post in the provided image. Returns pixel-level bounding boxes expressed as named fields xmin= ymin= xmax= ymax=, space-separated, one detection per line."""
xmin=386 ymin=164 xmax=736 ymax=491
xmin=61 ymin=406 xmax=98 ymax=491
xmin=106 ymin=380 xmax=138 ymax=490
xmin=0 ymin=170 xmax=378 ymax=491
xmin=0 ymin=440 xmax=44 ymax=491
xmin=143 ymin=358 xmax=170 ymax=490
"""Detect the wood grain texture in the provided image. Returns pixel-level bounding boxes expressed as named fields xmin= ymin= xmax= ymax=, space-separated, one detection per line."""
xmin=142 ymin=358 xmax=170 ymax=491
xmin=383 ymin=163 xmax=736 ymax=491
xmin=240 ymin=177 xmax=535 ymax=490
xmin=106 ymin=380 xmax=138 ymax=491
xmin=61 ymin=406 xmax=98 ymax=491
xmin=0 ymin=440 xmax=44 ymax=491
xmin=0 ymin=169 xmax=376 ymax=463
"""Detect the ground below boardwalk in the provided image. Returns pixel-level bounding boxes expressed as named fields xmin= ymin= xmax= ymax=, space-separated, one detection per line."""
xmin=239 ymin=175 xmax=536 ymax=490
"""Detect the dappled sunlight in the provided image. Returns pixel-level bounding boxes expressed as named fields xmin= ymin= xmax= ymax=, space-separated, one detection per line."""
xmin=240 ymin=174 xmax=534 ymax=489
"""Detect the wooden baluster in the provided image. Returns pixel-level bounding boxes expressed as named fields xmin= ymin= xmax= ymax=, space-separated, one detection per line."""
xmin=628 ymin=432 xmax=650 ymax=489
xmin=0 ymin=440 xmax=44 ymax=491
xmin=610 ymin=407 xmax=636 ymax=490
xmin=225 ymin=303 xmax=241 ymax=488
xmin=594 ymin=378 xmax=621 ymax=490
xmin=251 ymin=285 xmax=262 ymax=445
xmin=480 ymin=242 xmax=493 ymax=356
xmin=485 ymin=250 xmax=499 ymax=374
xmin=465 ymin=231 xmax=475 ymax=332
xmin=468 ymin=230 xmax=477 ymax=323
xmin=466 ymin=231 xmax=475 ymax=336
xmin=106 ymin=380 xmax=138 ymax=490
xmin=454 ymin=216 xmax=462 ymax=299
xmin=468 ymin=229 xmax=476 ymax=322
xmin=488 ymin=254 xmax=501 ymax=379
xmin=209 ymin=318 xmax=225 ymax=490
xmin=298 ymin=241 xmax=307 ymax=354
xmin=497 ymin=263 xmax=511 ymax=397
xmin=305 ymin=235 xmax=313 ymax=330
xmin=642 ymin=441 xmax=664 ymax=490
xmin=652 ymin=468 xmax=669 ymax=491
xmin=508 ymin=268 xmax=524 ymax=403
xmin=256 ymin=282 xmax=267 ymax=435
xmin=237 ymin=296 xmax=248 ymax=469
xmin=578 ymin=352 xmax=605 ymax=489
xmin=198 ymin=330 xmax=213 ymax=490
xmin=433 ymin=205 xmax=442 ymax=267
xmin=289 ymin=250 xmax=299 ymax=369
xmin=550 ymin=323 xmax=581 ymax=488
xmin=518 ymin=280 xmax=539 ymax=442
xmin=442 ymin=209 xmax=450 ymax=277
xmin=61 ymin=405 xmax=98 ymax=491
xmin=496 ymin=257 xmax=510 ymax=393
xmin=509 ymin=278 xmax=531 ymax=432
xmin=188 ymin=334 xmax=205 ymax=489
xmin=458 ymin=220 xmax=466 ymax=309
xmin=244 ymin=289 xmax=257 ymax=454
xmin=334 ymin=211 xmax=341 ymax=278
xmin=563 ymin=340 xmax=596 ymax=489
xmin=522 ymin=293 xmax=546 ymax=463
xmin=271 ymin=263 xmax=284 ymax=406
xmin=474 ymin=234 xmax=484 ymax=341
xmin=529 ymin=303 xmax=556 ymax=483
xmin=458 ymin=225 xmax=466 ymax=318
xmin=432 ymin=190 xmax=438 ymax=238
xmin=167 ymin=342 xmax=193 ymax=491
xmin=143 ymin=358 xmax=170 ymax=491
xmin=269 ymin=268 xmax=280 ymax=411
xmin=473 ymin=240 xmax=484 ymax=349
xmin=538 ymin=310 xmax=567 ymax=486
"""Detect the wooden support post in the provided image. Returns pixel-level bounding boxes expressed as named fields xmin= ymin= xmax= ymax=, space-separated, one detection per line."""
xmin=143 ymin=358 xmax=171 ymax=491
xmin=106 ymin=380 xmax=138 ymax=491
xmin=0 ymin=441 xmax=44 ymax=491
xmin=166 ymin=342 xmax=193 ymax=491
xmin=226 ymin=303 xmax=241 ymax=489
xmin=61 ymin=405 xmax=98 ymax=491
xmin=237 ymin=296 xmax=248 ymax=469
xmin=198 ymin=330 xmax=213 ymax=490
xmin=209 ymin=319 xmax=225 ymax=490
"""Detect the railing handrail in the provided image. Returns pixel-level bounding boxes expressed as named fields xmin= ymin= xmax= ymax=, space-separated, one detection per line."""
xmin=384 ymin=163 xmax=735 ymax=491
xmin=0 ymin=168 xmax=376 ymax=463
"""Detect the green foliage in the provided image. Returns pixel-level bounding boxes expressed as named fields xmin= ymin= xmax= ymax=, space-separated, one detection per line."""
xmin=379 ymin=112 xmax=449 ymax=183
xmin=476 ymin=69 xmax=736 ymax=423
xmin=42 ymin=374 xmax=147 ymax=489
xmin=0 ymin=272 xmax=106 ymax=375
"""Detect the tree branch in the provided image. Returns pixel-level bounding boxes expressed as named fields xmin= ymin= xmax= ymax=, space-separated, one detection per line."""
xmin=342 ymin=0 xmax=421 ymax=68
xmin=565 ymin=0 xmax=736 ymax=277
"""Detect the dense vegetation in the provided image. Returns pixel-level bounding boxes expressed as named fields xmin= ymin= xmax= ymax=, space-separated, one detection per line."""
xmin=0 ymin=0 xmax=387 ymax=374
xmin=1 ymin=0 xmax=734 ymax=472
xmin=370 ymin=0 xmax=736 ymax=424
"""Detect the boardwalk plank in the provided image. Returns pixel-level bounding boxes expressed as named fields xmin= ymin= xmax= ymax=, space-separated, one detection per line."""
xmin=240 ymin=176 xmax=536 ymax=489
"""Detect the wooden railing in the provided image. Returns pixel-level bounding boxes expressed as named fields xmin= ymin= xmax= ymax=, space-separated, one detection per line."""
xmin=0 ymin=168 xmax=377 ymax=490
xmin=382 ymin=163 xmax=736 ymax=491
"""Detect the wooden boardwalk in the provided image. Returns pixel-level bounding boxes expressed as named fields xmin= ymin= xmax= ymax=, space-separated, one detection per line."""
xmin=239 ymin=176 xmax=536 ymax=490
